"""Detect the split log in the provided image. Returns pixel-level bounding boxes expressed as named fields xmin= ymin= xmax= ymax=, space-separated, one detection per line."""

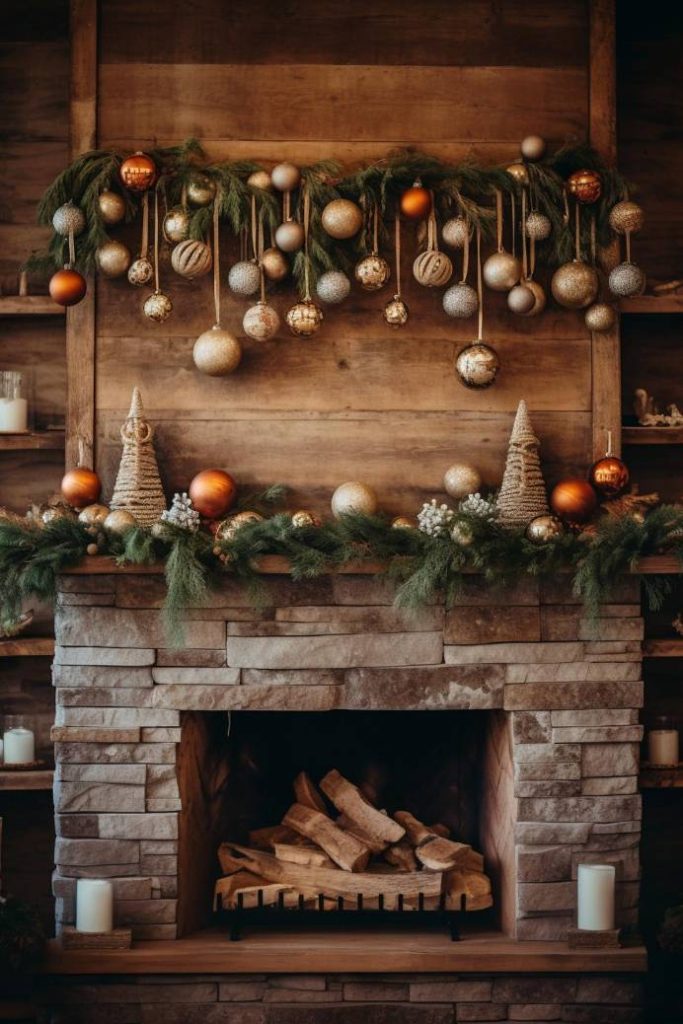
xmin=459 ymin=849 xmax=485 ymax=873
xmin=394 ymin=810 xmax=472 ymax=871
xmin=384 ymin=838 xmax=418 ymax=872
xmin=430 ymin=823 xmax=450 ymax=838
xmin=444 ymin=868 xmax=493 ymax=911
xmin=293 ymin=771 xmax=327 ymax=813
xmin=213 ymin=871 xmax=266 ymax=909
xmin=274 ymin=842 xmax=335 ymax=869
xmin=225 ymin=883 xmax=299 ymax=909
xmin=336 ymin=812 xmax=389 ymax=854
xmin=283 ymin=802 xmax=370 ymax=872
xmin=248 ymin=824 xmax=298 ymax=850
xmin=320 ymin=769 xmax=405 ymax=845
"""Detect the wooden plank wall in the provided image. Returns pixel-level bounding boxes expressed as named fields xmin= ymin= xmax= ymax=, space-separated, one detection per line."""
xmin=95 ymin=0 xmax=593 ymax=515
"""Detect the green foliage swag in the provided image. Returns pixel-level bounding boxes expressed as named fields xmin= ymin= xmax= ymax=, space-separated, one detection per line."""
xmin=1 ymin=504 xmax=682 ymax=645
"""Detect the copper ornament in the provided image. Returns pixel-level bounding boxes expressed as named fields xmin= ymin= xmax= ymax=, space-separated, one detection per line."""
xmin=400 ymin=184 xmax=432 ymax=220
xmin=567 ymin=168 xmax=602 ymax=205
xmin=506 ymin=162 xmax=529 ymax=185
xmin=589 ymin=452 xmax=629 ymax=498
xmin=549 ymin=479 xmax=598 ymax=523
xmin=49 ymin=267 xmax=87 ymax=307
xmin=61 ymin=467 xmax=102 ymax=509
xmin=189 ymin=470 xmax=237 ymax=520
xmin=119 ymin=152 xmax=157 ymax=193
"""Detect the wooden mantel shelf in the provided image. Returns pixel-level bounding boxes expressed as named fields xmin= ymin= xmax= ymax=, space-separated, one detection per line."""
xmin=43 ymin=928 xmax=647 ymax=975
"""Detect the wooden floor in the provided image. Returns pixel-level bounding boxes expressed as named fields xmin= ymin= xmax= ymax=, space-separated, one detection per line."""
xmin=43 ymin=927 xmax=648 ymax=975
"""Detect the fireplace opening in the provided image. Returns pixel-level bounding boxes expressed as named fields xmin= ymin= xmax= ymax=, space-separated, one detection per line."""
xmin=176 ymin=709 xmax=516 ymax=940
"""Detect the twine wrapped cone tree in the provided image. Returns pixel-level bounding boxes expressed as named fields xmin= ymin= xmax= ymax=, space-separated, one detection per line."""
xmin=109 ymin=387 xmax=167 ymax=527
xmin=496 ymin=399 xmax=550 ymax=530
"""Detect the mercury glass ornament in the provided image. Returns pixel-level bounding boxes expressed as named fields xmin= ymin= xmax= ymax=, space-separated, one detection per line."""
xmin=443 ymin=462 xmax=482 ymax=499
xmin=550 ymin=260 xmax=599 ymax=309
xmin=78 ymin=503 xmax=110 ymax=530
xmin=97 ymin=190 xmax=126 ymax=226
xmin=383 ymin=295 xmax=409 ymax=327
xmin=321 ymin=199 xmax=363 ymax=239
xmin=331 ymin=481 xmax=378 ymax=518
xmin=291 ymin=509 xmax=322 ymax=528
xmin=163 ymin=206 xmax=191 ymax=243
xmin=506 ymin=162 xmax=529 ymax=185
xmin=391 ymin=516 xmax=416 ymax=529
xmin=507 ymin=283 xmax=536 ymax=314
xmin=608 ymin=200 xmax=644 ymax=235
xmin=316 ymin=270 xmax=351 ymax=304
xmin=441 ymin=216 xmax=470 ymax=249
xmin=525 ymin=211 xmax=552 ymax=241
xmin=286 ymin=300 xmax=324 ymax=337
xmin=520 ymin=134 xmax=546 ymax=161
xmin=143 ymin=290 xmax=173 ymax=323
xmin=608 ymin=261 xmax=646 ymax=297
xmin=270 ymin=162 xmax=301 ymax=192
xmin=443 ymin=282 xmax=479 ymax=319
xmin=52 ymin=201 xmax=85 ymax=237
xmin=354 ymin=254 xmax=391 ymax=291
xmin=218 ymin=511 xmax=264 ymax=539
xmin=275 ymin=220 xmax=305 ymax=253
xmin=455 ymin=343 xmax=500 ymax=389
xmin=413 ymin=249 xmax=453 ymax=287
xmin=247 ymin=170 xmax=272 ymax=191
xmin=261 ymin=247 xmax=289 ymax=281
xmin=483 ymin=250 xmax=521 ymax=291
xmin=243 ymin=301 xmax=280 ymax=341
xmin=186 ymin=172 xmax=216 ymax=207
xmin=103 ymin=509 xmax=137 ymax=535
xmin=193 ymin=325 xmax=242 ymax=375
xmin=518 ymin=279 xmax=546 ymax=317
xmin=584 ymin=303 xmax=617 ymax=333
xmin=526 ymin=515 xmax=564 ymax=544
xmin=228 ymin=259 xmax=261 ymax=296
xmin=127 ymin=256 xmax=154 ymax=287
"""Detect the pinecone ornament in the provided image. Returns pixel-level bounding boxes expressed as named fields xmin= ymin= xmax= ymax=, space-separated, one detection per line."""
xmin=161 ymin=492 xmax=200 ymax=533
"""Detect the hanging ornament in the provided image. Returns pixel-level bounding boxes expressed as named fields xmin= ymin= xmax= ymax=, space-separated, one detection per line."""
xmin=119 ymin=152 xmax=157 ymax=193
xmin=507 ymin=283 xmax=536 ymax=315
xmin=550 ymin=479 xmax=598 ymax=523
xmin=128 ymin=191 xmax=153 ymax=287
xmin=483 ymin=190 xmax=521 ymax=291
xmin=189 ymin=469 xmax=237 ymax=520
xmin=518 ymin=191 xmax=546 ymax=318
xmin=96 ymin=239 xmax=131 ymax=278
xmin=261 ymin=247 xmax=289 ymax=281
xmin=143 ymin=191 xmax=173 ymax=323
xmin=383 ymin=296 xmax=409 ymax=327
xmin=171 ymin=238 xmax=213 ymax=280
xmin=186 ymin=172 xmax=217 ymax=207
xmin=551 ymin=261 xmax=598 ymax=308
xmin=585 ymin=303 xmax=617 ymax=333
xmin=317 ymin=270 xmax=351 ymax=304
xmin=286 ymin=300 xmax=324 ymax=337
xmin=413 ymin=199 xmax=452 ymax=287
xmin=520 ymin=135 xmax=546 ymax=161
xmin=61 ymin=466 xmax=101 ymax=508
xmin=163 ymin=206 xmax=191 ymax=243
xmin=103 ymin=509 xmax=137 ymax=535
xmin=194 ymin=189 xmax=242 ymax=374
xmin=271 ymin=162 xmax=301 ymax=192
xmin=247 ymin=169 xmax=272 ymax=191
xmin=526 ymin=515 xmax=564 ymax=544
xmin=609 ymin=200 xmax=644 ymax=235
xmin=443 ymin=462 xmax=481 ymax=499
xmin=506 ymin=162 xmax=529 ymax=186
xmin=442 ymin=215 xmax=470 ymax=249
xmin=400 ymin=180 xmax=432 ymax=220
xmin=355 ymin=252 xmax=391 ymax=291
xmin=443 ymin=216 xmax=478 ymax=319
xmin=589 ymin=431 xmax=629 ymax=497
xmin=291 ymin=509 xmax=322 ymax=529
xmin=525 ymin=211 xmax=552 ymax=241
xmin=391 ymin=516 xmax=415 ymax=529
xmin=97 ymin=190 xmax=126 ymax=226
xmin=229 ymin=260 xmax=261 ymax=296
xmin=518 ymin=279 xmax=546 ymax=317
xmin=52 ymin=202 xmax=85 ymax=237
xmin=275 ymin=219 xmax=305 ymax=253
xmin=321 ymin=199 xmax=363 ymax=239
xmin=78 ymin=503 xmax=110 ymax=531
xmin=49 ymin=267 xmax=86 ymax=306
xmin=567 ymin=168 xmax=602 ymax=204
xmin=243 ymin=301 xmax=280 ymax=341
xmin=331 ymin=481 xmax=378 ymax=518
xmin=456 ymin=225 xmax=500 ymax=389
xmin=608 ymin=261 xmax=645 ymax=297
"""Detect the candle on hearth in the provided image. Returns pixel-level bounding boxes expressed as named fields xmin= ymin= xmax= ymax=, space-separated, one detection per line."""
xmin=76 ymin=879 xmax=114 ymax=933
xmin=648 ymin=717 xmax=679 ymax=766
xmin=2 ymin=720 xmax=35 ymax=764
xmin=577 ymin=863 xmax=616 ymax=931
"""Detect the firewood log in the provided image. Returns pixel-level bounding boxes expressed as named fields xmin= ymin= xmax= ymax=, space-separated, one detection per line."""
xmin=336 ymin=813 xmax=389 ymax=854
xmin=320 ymin=769 xmax=405 ymax=845
xmin=273 ymin=842 xmax=335 ymax=869
xmin=283 ymin=802 xmax=371 ymax=872
xmin=248 ymin=824 xmax=298 ymax=850
xmin=224 ymin=883 xmax=299 ymax=909
xmin=444 ymin=868 xmax=493 ymax=911
xmin=213 ymin=871 xmax=266 ymax=909
xmin=430 ymin=823 xmax=450 ymax=838
xmin=384 ymin=838 xmax=418 ymax=871
xmin=293 ymin=771 xmax=327 ymax=813
xmin=394 ymin=810 xmax=472 ymax=871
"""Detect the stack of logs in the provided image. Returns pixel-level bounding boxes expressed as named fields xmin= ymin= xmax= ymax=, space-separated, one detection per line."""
xmin=215 ymin=769 xmax=492 ymax=913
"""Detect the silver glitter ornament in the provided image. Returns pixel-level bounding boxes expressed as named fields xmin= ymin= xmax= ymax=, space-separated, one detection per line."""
xmin=228 ymin=260 xmax=261 ymax=296
xmin=52 ymin=201 xmax=85 ymax=237
xmin=525 ymin=211 xmax=552 ymax=241
xmin=143 ymin=291 xmax=172 ymax=323
xmin=354 ymin=254 xmax=391 ymax=291
xmin=243 ymin=301 xmax=280 ymax=341
xmin=608 ymin=261 xmax=646 ymax=297
xmin=442 ymin=282 xmax=479 ymax=319
xmin=455 ymin=343 xmax=500 ymax=389
xmin=127 ymin=256 xmax=154 ymax=287
xmin=316 ymin=270 xmax=351 ymax=304
xmin=383 ymin=295 xmax=409 ymax=327
xmin=441 ymin=216 xmax=470 ymax=249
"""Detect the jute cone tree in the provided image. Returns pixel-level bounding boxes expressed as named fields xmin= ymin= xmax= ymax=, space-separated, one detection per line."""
xmin=496 ymin=399 xmax=550 ymax=530
xmin=110 ymin=387 xmax=167 ymax=527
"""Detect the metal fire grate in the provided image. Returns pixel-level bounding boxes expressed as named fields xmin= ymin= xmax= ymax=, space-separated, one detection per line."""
xmin=218 ymin=889 xmax=469 ymax=941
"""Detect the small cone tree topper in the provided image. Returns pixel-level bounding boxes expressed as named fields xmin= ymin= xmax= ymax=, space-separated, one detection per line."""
xmin=109 ymin=387 xmax=166 ymax=527
xmin=496 ymin=399 xmax=550 ymax=530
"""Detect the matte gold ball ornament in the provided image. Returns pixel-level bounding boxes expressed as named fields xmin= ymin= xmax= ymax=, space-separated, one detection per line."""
xmin=455 ymin=343 xmax=500 ymax=389
xmin=127 ymin=256 xmax=154 ymax=287
xmin=483 ymin=251 xmax=521 ymax=292
xmin=585 ymin=303 xmax=617 ymax=333
xmin=442 ymin=216 xmax=470 ymax=249
xmin=567 ymin=168 xmax=602 ymax=205
xmin=413 ymin=249 xmax=453 ymax=288
xmin=551 ymin=260 xmax=599 ymax=309
xmin=52 ymin=202 xmax=86 ymax=237
xmin=247 ymin=170 xmax=272 ymax=191
xmin=119 ymin=152 xmax=157 ymax=193
xmin=270 ymin=162 xmax=301 ymax=193
xmin=391 ymin=516 xmax=416 ymax=530
xmin=261 ymin=247 xmax=289 ymax=282
xmin=171 ymin=239 xmax=213 ymax=280
xmin=518 ymin=279 xmax=546 ymax=317
xmin=355 ymin=254 xmax=391 ymax=291
xmin=331 ymin=481 xmax=378 ymax=518
xmin=520 ymin=135 xmax=547 ymax=161
xmin=507 ymin=283 xmax=536 ymax=315
xmin=143 ymin=291 xmax=173 ymax=323
xmin=228 ymin=260 xmax=261 ymax=296
xmin=443 ymin=282 xmax=479 ymax=319
xmin=526 ymin=514 xmax=564 ymax=544
xmin=243 ymin=301 xmax=280 ymax=342
xmin=608 ymin=262 xmax=646 ymax=297
xmin=443 ymin=462 xmax=482 ymax=499
xmin=97 ymin=190 xmax=126 ymax=226
xmin=275 ymin=220 xmax=305 ymax=253
xmin=549 ymin=479 xmax=598 ymax=523
xmin=193 ymin=324 xmax=242 ymax=375
xmin=506 ymin=162 xmax=529 ymax=186
xmin=316 ymin=270 xmax=351 ymax=305
xmin=96 ymin=240 xmax=132 ymax=278
xmin=608 ymin=200 xmax=644 ymax=235
xmin=291 ymin=509 xmax=322 ymax=529
xmin=186 ymin=172 xmax=217 ymax=207
xmin=103 ymin=509 xmax=137 ymax=535
xmin=285 ymin=300 xmax=324 ymax=337
xmin=163 ymin=206 xmax=191 ymax=243
xmin=321 ymin=199 xmax=363 ymax=239
xmin=383 ymin=295 xmax=409 ymax=327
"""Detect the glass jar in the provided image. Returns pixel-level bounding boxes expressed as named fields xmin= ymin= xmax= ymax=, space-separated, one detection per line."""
xmin=0 ymin=371 xmax=28 ymax=432
xmin=2 ymin=714 xmax=35 ymax=765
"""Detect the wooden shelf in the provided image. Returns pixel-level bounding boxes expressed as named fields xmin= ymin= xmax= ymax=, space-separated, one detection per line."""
xmin=0 ymin=430 xmax=64 ymax=451
xmin=622 ymin=426 xmax=683 ymax=445
xmin=0 ymin=295 xmax=65 ymax=316
xmin=0 ymin=637 xmax=54 ymax=657
xmin=620 ymin=294 xmax=683 ymax=314
xmin=0 ymin=769 xmax=53 ymax=791
xmin=643 ymin=639 xmax=683 ymax=657
xmin=43 ymin=927 xmax=648 ymax=975
xmin=640 ymin=764 xmax=683 ymax=789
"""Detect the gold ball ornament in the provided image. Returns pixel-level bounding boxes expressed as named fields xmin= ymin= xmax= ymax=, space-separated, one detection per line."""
xmin=217 ymin=511 xmax=264 ymax=540
xmin=228 ymin=260 xmax=261 ymax=296
xmin=171 ymin=239 xmax=213 ymax=280
xmin=550 ymin=479 xmax=598 ymax=523
xmin=163 ymin=206 xmax=191 ymax=243
xmin=391 ymin=516 xmax=416 ymax=529
xmin=243 ymin=301 xmax=280 ymax=341
xmin=189 ymin=470 xmax=237 ymax=520
xmin=331 ymin=481 xmax=378 ymax=518
xmin=442 ymin=216 xmax=470 ymax=249
xmin=270 ymin=162 xmax=301 ymax=192
xmin=584 ymin=303 xmax=617 ymax=333
xmin=52 ymin=202 xmax=85 ymax=237
xmin=261 ymin=247 xmax=289 ymax=282
xmin=506 ymin=162 xmax=529 ymax=186
xmin=526 ymin=515 xmax=564 ymax=544
xmin=483 ymin=250 xmax=521 ymax=291
xmin=608 ymin=200 xmax=644 ymax=235
xmin=97 ymin=190 xmax=126 ymax=226
xmin=285 ymin=300 xmax=324 ymax=338
xmin=400 ymin=183 xmax=432 ymax=221
xmin=518 ymin=278 xmax=546 ymax=317
xmin=525 ymin=211 xmax=552 ymax=241
xmin=321 ymin=199 xmax=363 ymax=239
xmin=455 ymin=343 xmax=500 ymax=389
xmin=86 ymin=542 xmax=99 ymax=556
xmin=127 ymin=256 xmax=154 ymax=287
xmin=41 ymin=503 xmax=76 ymax=525
xmin=49 ymin=267 xmax=87 ymax=307
xmin=193 ymin=324 xmax=242 ymax=375
xmin=443 ymin=462 xmax=482 ymax=499
xmin=551 ymin=260 xmax=599 ymax=309
xmin=567 ymin=168 xmax=602 ymax=205
xmin=443 ymin=282 xmax=479 ymax=319
xmin=589 ymin=453 xmax=630 ymax=498
xmin=96 ymin=239 xmax=132 ymax=278
xmin=383 ymin=295 xmax=409 ymax=327
xmin=247 ymin=170 xmax=272 ymax=191
xmin=608 ymin=261 xmax=646 ymax=297
xmin=354 ymin=254 xmax=391 ymax=291
xmin=103 ymin=509 xmax=137 ymax=535
xmin=186 ymin=172 xmax=217 ymax=207
xmin=413 ymin=249 xmax=453 ymax=288
xmin=451 ymin=520 xmax=474 ymax=546
xmin=520 ymin=135 xmax=546 ymax=161
xmin=275 ymin=220 xmax=305 ymax=253
xmin=143 ymin=291 xmax=173 ymax=323
xmin=317 ymin=270 xmax=351 ymax=305
xmin=119 ymin=152 xmax=157 ymax=193
xmin=78 ymin=503 xmax=110 ymax=530
xmin=291 ymin=509 xmax=322 ymax=529
xmin=61 ymin=467 xmax=101 ymax=509
xmin=507 ymin=283 xmax=536 ymax=315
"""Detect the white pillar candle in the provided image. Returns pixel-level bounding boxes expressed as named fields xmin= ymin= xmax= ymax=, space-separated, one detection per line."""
xmin=0 ymin=397 xmax=28 ymax=432
xmin=76 ymin=879 xmax=114 ymax=933
xmin=2 ymin=726 xmax=35 ymax=764
xmin=577 ymin=863 xmax=616 ymax=931
xmin=649 ymin=729 xmax=679 ymax=766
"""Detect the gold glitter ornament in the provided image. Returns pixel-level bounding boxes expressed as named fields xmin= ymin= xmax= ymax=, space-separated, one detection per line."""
xmin=97 ymin=190 xmax=126 ymax=226
xmin=217 ymin=510 xmax=264 ymax=540
xmin=186 ymin=172 xmax=216 ymax=207
xmin=520 ymin=135 xmax=546 ymax=161
xmin=271 ymin=162 xmax=301 ymax=192
xmin=171 ymin=239 xmax=213 ymax=280
xmin=321 ymin=199 xmax=363 ymax=239
xmin=193 ymin=325 xmax=242 ymax=375
xmin=441 ymin=216 xmax=470 ymax=249
xmin=331 ymin=481 xmax=378 ymax=518
xmin=525 ymin=211 xmax=552 ymax=241
xmin=52 ymin=202 xmax=85 ymax=237
xmin=143 ymin=290 xmax=172 ymax=323
xmin=354 ymin=253 xmax=391 ymax=291
xmin=383 ymin=295 xmax=409 ymax=327
xmin=243 ymin=301 xmax=280 ymax=341
xmin=291 ymin=509 xmax=322 ymax=528
xmin=127 ymin=256 xmax=154 ymax=287
xmin=103 ymin=509 xmax=137 ymax=535
xmin=608 ymin=261 xmax=646 ymax=297
xmin=275 ymin=220 xmax=305 ymax=253
xmin=316 ymin=270 xmax=351 ymax=305
xmin=584 ymin=303 xmax=617 ymax=333
xmin=443 ymin=282 xmax=479 ymax=319
xmin=550 ymin=260 xmax=599 ymax=309
xmin=391 ymin=516 xmax=416 ymax=529
xmin=443 ymin=462 xmax=482 ymax=499
xmin=608 ymin=200 xmax=644 ymax=235
xmin=413 ymin=249 xmax=453 ymax=288
xmin=455 ymin=343 xmax=500 ymax=389
xmin=228 ymin=260 xmax=261 ymax=296
xmin=96 ymin=239 xmax=132 ymax=278
xmin=285 ymin=300 xmax=324 ymax=337
xmin=77 ymin=504 xmax=110 ymax=530
xmin=163 ymin=206 xmax=191 ymax=243
xmin=483 ymin=250 xmax=521 ymax=291
xmin=526 ymin=515 xmax=564 ymax=544
xmin=261 ymin=247 xmax=289 ymax=281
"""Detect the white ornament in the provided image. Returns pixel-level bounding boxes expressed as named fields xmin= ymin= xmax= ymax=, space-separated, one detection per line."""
xmin=161 ymin=492 xmax=200 ymax=533
xmin=228 ymin=260 xmax=261 ymax=296
xmin=459 ymin=492 xmax=498 ymax=521
xmin=417 ymin=498 xmax=455 ymax=538
xmin=316 ymin=270 xmax=351 ymax=304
